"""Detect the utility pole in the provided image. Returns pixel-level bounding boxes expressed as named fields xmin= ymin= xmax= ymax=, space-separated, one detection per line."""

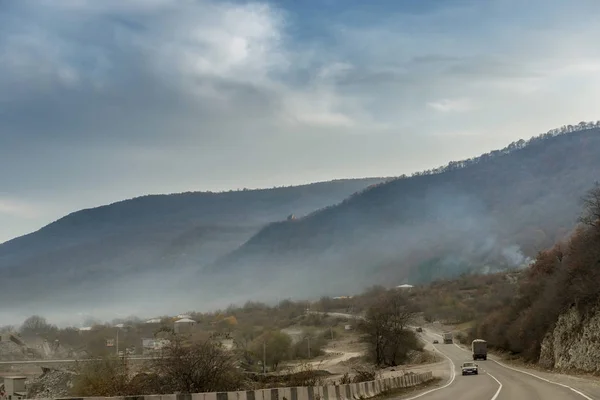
xmin=116 ymin=328 xmax=119 ymax=356
xmin=262 ymin=341 xmax=266 ymax=374
xmin=330 ymin=326 xmax=334 ymax=340
xmin=306 ymin=336 xmax=311 ymax=359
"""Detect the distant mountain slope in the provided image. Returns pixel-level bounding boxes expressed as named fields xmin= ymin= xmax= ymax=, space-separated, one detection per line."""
xmin=0 ymin=178 xmax=385 ymax=320
xmin=208 ymin=122 xmax=600 ymax=302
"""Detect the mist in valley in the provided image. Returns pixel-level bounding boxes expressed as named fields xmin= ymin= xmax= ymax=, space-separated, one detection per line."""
xmin=1 ymin=126 xmax=600 ymax=328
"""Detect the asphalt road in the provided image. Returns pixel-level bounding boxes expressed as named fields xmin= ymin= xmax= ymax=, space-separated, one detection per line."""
xmin=400 ymin=330 xmax=596 ymax=400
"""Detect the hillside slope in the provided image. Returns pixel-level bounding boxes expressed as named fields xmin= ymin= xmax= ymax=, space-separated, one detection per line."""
xmin=475 ymin=184 xmax=600 ymax=371
xmin=208 ymin=122 xmax=600 ymax=301
xmin=0 ymin=178 xmax=385 ymax=321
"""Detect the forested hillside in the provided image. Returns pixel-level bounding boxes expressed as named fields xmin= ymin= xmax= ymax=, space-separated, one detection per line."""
xmin=209 ymin=122 xmax=600 ymax=302
xmin=475 ymin=184 xmax=600 ymax=370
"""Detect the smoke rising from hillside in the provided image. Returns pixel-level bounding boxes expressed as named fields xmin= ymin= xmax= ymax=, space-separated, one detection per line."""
xmin=1 ymin=127 xmax=600 ymax=326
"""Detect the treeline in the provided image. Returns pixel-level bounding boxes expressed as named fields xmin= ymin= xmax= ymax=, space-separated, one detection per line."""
xmin=343 ymin=121 xmax=600 ymax=203
xmin=8 ymin=300 xmax=337 ymax=361
xmin=473 ymin=183 xmax=600 ymax=362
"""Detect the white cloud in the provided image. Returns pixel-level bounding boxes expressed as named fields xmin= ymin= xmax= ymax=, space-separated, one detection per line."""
xmin=0 ymin=199 xmax=41 ymax=219
xmin=150 ymin=2 xmax=287 ymax=85
xmin=427 ymin=98 xmax=476 ymax=113
xmin=2 ymin=0 xmax=600 ymax=241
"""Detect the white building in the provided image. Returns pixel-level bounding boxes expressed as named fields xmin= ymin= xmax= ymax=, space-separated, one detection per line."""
xmin=174 ymin=318 xmax=196 ymax=334
xmin=396 ymin=284 xmax=414 ymax=289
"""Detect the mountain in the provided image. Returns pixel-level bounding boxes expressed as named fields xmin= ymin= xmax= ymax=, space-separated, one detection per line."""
xmin=0 ymin=178 xmax=386 ymax=323
xmin=206 ymin=122 xmax=600 ymax=303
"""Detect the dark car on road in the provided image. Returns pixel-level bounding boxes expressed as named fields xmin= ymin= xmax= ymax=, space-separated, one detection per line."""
xmin=433 ymin=339 xmax=439 ymax=344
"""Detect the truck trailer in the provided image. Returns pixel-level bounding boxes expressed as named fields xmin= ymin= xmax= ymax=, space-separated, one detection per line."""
xmin=472 ymin=339 xmax=487 ymax=360
xmin=443 ymin=332 xmax=453 ymax=344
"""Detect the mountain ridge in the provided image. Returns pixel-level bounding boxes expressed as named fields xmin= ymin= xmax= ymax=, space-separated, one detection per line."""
xmin=0 ymin=178 xmax=388 ymax=323
xmin=2 ymin=121 xmax=600 ymax=324
xmin=206 ymin=121 xmax=600 ymax=300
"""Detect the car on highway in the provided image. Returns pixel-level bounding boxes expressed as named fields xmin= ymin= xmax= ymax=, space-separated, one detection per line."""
xmin=416 ymin=327 xmax=423 ymax=332
xmin=433 ymin=339 xmax=439 ymax=344
xmin=461 ymin=361 xmax=478 ymax=375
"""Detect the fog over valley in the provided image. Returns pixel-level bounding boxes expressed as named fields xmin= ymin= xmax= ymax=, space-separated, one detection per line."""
xmin=1 ymin=123 xmax=599 ymax=326
xmin=3 ymin=0 xmax=600 ymax=328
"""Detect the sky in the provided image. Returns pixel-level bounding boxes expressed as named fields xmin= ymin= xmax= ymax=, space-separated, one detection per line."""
xmin=1 ymin=0 xmax=600 ymax=243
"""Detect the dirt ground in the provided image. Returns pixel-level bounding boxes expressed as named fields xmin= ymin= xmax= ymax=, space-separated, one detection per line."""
xmin=283 ymin=328 xmax=441 ymax=383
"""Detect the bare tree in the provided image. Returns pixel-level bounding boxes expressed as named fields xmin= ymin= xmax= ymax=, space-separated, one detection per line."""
xmin=579 ymin=183 xmax=600 ymax=229
xmin=20 ymin=315 xmax=57 ymax=338
xmin=151 ymin=336 xmax=242 ymax=394
xmin=359 ymin=291 xmax=420 ymax=366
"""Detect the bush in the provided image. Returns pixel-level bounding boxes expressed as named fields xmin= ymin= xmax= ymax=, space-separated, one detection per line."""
xmin=151 ymin=336 xmax=243 ymax=393
xmin=71 ymin=357 xmax=136 ymax=397
xmin=351 ymin=366 xmax=378 ymax=383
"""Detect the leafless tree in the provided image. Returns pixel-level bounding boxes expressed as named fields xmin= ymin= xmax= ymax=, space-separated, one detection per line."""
xmin=359 ymin=291 xmax=420 ymax=366
xmin=579 ymin=183 xmax=600 ymax=229
xmin=151 ymin=336 xmax=242 ymax=394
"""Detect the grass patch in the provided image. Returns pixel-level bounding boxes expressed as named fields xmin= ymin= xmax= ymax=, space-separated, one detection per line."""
xmin=375 ymin=377 xmax=443 ymax=399
xmin=454 ymin=320 xmax=475 ymax=331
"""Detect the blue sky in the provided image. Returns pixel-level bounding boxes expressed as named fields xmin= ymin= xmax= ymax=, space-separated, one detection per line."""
xmin=1 ymin=0 xmax=600 ymax=242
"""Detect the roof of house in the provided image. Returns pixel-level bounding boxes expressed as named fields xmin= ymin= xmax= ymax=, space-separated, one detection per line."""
xmin=174 ymin=318 xmax=195 ymax=323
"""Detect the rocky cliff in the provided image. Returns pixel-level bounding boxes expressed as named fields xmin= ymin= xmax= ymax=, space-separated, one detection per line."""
xmin=539 ymin=306 xmax=600 ymax=372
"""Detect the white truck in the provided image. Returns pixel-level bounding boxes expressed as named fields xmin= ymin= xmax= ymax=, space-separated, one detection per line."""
xmin=472 ymin=339 xmax=487 ymax=360
xmin=443 ymin=332 xmax=453 ymax=344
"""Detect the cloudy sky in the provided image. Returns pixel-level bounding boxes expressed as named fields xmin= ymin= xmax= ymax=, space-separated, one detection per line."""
xmin=1 ymin=0 xmax=599 ymax=243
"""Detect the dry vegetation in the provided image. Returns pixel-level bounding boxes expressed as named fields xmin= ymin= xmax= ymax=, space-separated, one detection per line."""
xmin=473 ymin=184 xmax=600 ymax=362
xmin=16 ymin=288 xmax=433 ymax=396
xmin=390 ymin=184 xmax=600 ymax=369
xmin=22 ymin=182 xmax=600 ymax=394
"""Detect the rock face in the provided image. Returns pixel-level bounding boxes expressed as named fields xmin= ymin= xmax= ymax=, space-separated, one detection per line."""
xmin=0 ymin=341 xmax=26 ymax=360
xmin=539 ymin=306 xmax=600 ymax=372
xmin=26 ymin=368 xmax=75 ymax=399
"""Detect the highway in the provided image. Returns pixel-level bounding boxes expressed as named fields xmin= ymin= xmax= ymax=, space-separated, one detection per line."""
xmin=402 ymin=329 xmax=597 ymax=400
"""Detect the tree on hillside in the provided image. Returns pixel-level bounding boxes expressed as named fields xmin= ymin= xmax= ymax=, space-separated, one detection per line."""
xmin=477 ymin=183 xmax=600 ymax=363
xmin=359 ymin=291 xmax=420 ymax=366
xmin=20 ymin=315 xmax=57 ymax=338
xmin=579 ymin=183 xmax=600 ymax=229
xmin=290 ymin=329 xmax=326 ymax=360
xmin=249 ymin=331 xmax=292 ymax=371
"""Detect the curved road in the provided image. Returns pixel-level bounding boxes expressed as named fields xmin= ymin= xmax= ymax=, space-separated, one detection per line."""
xmin=401 ymin=330 xmax=596 ymax=400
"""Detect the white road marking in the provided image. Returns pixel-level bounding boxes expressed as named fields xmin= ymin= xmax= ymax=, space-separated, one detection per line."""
xmin=490 ymin=360 xmax=593 ymax=400
xmin=488 ymin=372 xmax=503 ymax=400
xmin=403 ymin=345 xmax=456 ymax=399
xmin=448 ymin=336 xmax=592 ymax=400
